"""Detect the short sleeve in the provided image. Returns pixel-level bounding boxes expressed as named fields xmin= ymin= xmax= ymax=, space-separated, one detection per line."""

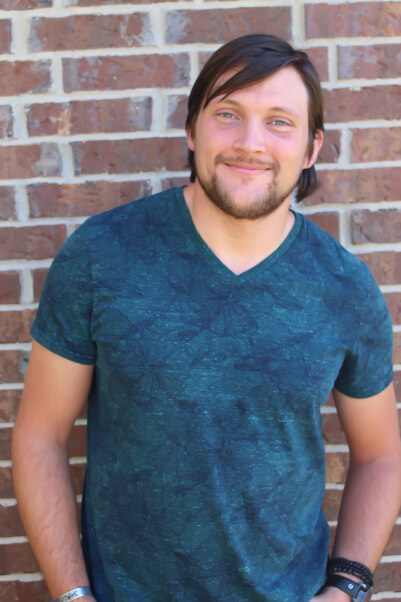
xmin=334 ymin=266 xmax=393 ymax=399
xmin=31 ymin=224 xmax=96 ymax=365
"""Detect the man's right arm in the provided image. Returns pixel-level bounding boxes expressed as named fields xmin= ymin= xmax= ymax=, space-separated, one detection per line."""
xmin=12 ymin=341 xmax=96 ymax=602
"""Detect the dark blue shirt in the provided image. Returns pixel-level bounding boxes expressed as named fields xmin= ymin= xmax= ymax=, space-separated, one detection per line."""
xmin=31 ymin=187 xmax=393 ymax=601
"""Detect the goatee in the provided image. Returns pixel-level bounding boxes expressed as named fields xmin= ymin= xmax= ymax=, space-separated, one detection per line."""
xmin=197 ymin=156 xmax=297 ymax=220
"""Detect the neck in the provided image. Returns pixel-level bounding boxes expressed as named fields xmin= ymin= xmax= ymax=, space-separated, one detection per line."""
xmin=183 ymin=182 xmax=295 ymax=275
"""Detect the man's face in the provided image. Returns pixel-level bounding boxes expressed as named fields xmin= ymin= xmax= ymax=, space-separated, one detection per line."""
xmin=186 ymin=66 xmax=323 ymax=219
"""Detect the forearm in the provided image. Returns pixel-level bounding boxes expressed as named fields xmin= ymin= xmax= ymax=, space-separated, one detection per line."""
xmin=312 ymin=453 xmax=401 ymax=601
xmin=12 ymin=433 xmax=93 ymax=600
xmin=332 ymin=455 xmax=401 ymax=568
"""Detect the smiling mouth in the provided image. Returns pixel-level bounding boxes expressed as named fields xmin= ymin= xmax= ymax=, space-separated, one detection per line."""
xmin=217 ymin=156 xmax=277 ymax=176
xmin=225 ymin=163 xmax=271 ymax=175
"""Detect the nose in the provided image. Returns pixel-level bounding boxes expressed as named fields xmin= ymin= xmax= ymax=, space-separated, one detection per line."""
xmin=232 ymin=118 xmax=266 ymax=154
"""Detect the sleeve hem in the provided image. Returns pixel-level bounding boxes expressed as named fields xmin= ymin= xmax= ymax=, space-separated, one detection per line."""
xmin=31 ymin=327 xmax=96 ymax=366
xmin=333 ymin=372 xmax=393 ymax=399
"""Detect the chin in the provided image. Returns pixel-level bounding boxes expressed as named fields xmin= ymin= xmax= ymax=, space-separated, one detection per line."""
xmin=198 ymin=174 xmax=290 ymax=220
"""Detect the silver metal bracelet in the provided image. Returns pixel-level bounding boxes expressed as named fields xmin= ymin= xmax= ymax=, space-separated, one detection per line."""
xmin=53 ymin=586 xmax=93 ymax=602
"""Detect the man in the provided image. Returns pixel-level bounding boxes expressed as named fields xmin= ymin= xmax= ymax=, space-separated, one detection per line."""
xmin=12 ymin=34 xmax=401 ymax=602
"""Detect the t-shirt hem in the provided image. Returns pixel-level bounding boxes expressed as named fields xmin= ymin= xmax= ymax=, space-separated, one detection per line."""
xmin=31 ymin=325 xmax=96 ymax=365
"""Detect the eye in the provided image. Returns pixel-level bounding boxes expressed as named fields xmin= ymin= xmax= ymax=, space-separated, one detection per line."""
xmin=217 ymin=111 xmax=236 ymax=120
xmin=271 ymin=119 xmax=290 ymax=127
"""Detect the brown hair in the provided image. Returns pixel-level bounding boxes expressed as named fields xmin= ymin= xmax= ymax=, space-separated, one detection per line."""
xmin=185 ymin=34 xmax=324 ymax=203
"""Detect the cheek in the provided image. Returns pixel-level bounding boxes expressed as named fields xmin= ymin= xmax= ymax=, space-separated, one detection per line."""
xmin=275 ymin=135 xmax=309 ymax=166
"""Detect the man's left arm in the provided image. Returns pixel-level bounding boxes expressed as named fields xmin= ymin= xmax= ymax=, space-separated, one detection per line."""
xmin=312 ymin=381 xmax=401 ymax=601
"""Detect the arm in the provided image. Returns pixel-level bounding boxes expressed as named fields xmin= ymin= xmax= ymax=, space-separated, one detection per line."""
xmin=313 ymin=382 xmax=401 ymax=601
xmin=12 ymin=341 xmax=96 ymax=602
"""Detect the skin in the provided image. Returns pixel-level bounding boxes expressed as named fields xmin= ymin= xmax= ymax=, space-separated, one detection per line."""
xmin=12 ymin=66 xmax=401 ymax=602
xmin=184 ymin=67 xmax=323 ymax=275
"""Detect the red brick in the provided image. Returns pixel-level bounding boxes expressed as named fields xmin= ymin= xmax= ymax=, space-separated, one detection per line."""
xmin=0 ymin=225 xmax=66 ymax=260
xmin=0 ymin=504 xmax=24 ymax=537
xmin=63 ymin=54 xmax=189 ymax=92
xmin=0 ymin=21 xmax=11 ymax=54
xmin=305 ymin=212 xmax=339 ymax=239
xmin=28 ymin=180 xmax=152 ymax=218
xmin=317 ymin=130 xmax=340 ymax=164
xmin=0 ymin=0 xmax=52 ymax=7
xmin=161 ymin=177 xmax=190 ymax=191
xmin=68 ymin=423 xmax=87 ymax=457
xmin=71 ymin=464 xmax=85 ymax=495
xmin=338 ymin=44 xmax=401 ymax=79
xmin=394 ymin=373 xmax=401 ymax=400
xmin=1 ymin=190 xmax=16 ymax=224
xmin=394 ymin=333 xmax=401 ymax=365
xmin=375 ymin=561 xmax=401 ymax=591
xmin=322 ymin=412 xmax=345 ymax=445
xmin=384 ymin=293 xmax=401 ymax=325
xmin=33 ymin=268 xmax=47 ymax=302
xmin=0 ymin=389 xmax=21 ymax=422
xmin=323 ymin=86 xmax=400 ymax=123
xmin=68 ymin=0 xmax=167 ymax=4
xmin=306 ymin=3 xmax=401 ymax=38
xmin=351 ymin=209 xmax=401 ymax=244
xmin=0 ymin=271 xmax=20 ymax=303
xmin=305 ymin=168 xmax=401 ymax=206
xmin=0 ymin=542 xmax=39 ymax=574
xmin=73 ymin=138 xmax=187 ymax=175
xmin=166 ymin=95 xmax=187 ymax=130
xmin=165 ymin=8 xmax=291 ymax=44
xmin=322 ymin=488 xmax=342 ymax=522
xmin=326 ymin=452 xmax=348 ymax=484
xmin=304 ymin=46 xmax=329 ymax=82
xmin=0 ymin=310 xmax=35 ymax=344
xmin=0 ymin=61 xmax=51 ymax=96
xmin=0 ymin=144 xmax=61 ymax=179
xmin=27 ymin=97 xmax=152 ymax=136
xmin=0 ymin=428 xmax=11 ymax=459
xmin=0 ymin=106 xmax=13 ymax=139
xmin=0 ymin=466 xmax=13 ymax=497
xmin=357 ymin=252 xmax=401 ymax=286
xmin=0 ymin=580 xmax=50 ymax=602
xmin=29 ymin=13 xmax=153 ymax=52
xmin=0 ymin=350 xmax=28 ymax=384
xmin=352 ymin=127 xmax=401 ymax=163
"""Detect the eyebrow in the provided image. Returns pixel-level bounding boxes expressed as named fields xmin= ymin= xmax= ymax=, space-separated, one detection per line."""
xmin=213 ymin=97 xmax=301 ymax=118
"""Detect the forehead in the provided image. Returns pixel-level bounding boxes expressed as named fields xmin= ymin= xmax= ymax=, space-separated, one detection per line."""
xmin=208 ymin=66 xmax=310 ymax=115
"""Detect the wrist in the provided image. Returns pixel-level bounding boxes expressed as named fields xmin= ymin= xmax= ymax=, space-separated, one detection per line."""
xmin=52 ymin=587 xmax=93 ymax=602
xmin=323 ymin=585 xmax=355 ymax=601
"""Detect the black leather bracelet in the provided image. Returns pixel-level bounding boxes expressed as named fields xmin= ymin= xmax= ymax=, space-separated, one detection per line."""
xmin=327 ymin=557 xmax=374 ymax=587
xmin=326 ymin=574 xmax=373 ymax=602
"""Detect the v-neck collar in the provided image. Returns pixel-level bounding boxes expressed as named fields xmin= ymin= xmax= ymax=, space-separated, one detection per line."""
xmin=173 ymin=187 xmax=302 ymax=284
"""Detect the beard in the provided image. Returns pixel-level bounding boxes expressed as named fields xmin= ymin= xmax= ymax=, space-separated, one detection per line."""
xmin=196 ymin=155 xmax=299 ymax=220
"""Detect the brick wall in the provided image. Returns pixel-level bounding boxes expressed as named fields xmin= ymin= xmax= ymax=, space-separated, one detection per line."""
xmin=0 ymin=0 xmax=400 ymax=600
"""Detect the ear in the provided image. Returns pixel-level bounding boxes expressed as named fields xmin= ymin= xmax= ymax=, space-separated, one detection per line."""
xmin=303 ymin=129 xmax=324 ymax=169
xmin=186 ymin=126 xmax=195 ymax=152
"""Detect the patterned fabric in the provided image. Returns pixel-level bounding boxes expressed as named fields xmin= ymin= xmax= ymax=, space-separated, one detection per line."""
xmin=31 ymin=187 xmax=393 ymax=602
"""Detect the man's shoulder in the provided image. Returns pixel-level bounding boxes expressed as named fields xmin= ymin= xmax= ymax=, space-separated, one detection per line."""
xmin=298 ymin=212 xmax=369 ymax=274
xmin=83 ymin=186 xmax=180 ymax=231
xmin=296 ymin=212 xmax=383 ymax=308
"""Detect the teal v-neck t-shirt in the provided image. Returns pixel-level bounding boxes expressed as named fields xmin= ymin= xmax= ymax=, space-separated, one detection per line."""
xmin=31 ymin=187 xmax=393 ymax=602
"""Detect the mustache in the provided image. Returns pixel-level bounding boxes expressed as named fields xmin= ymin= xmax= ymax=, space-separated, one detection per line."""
xmin=215 ymin=154 xmax=279 ymax=173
